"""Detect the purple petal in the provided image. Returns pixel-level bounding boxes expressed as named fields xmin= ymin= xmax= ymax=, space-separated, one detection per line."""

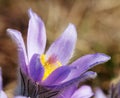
xmin=0 ymin=68 xmax=2 ymax=91
xmin=0 ymin=70 xmax=7 ymax=98
xmin=27 ymin=9 xmax=46 ymax=61
xmin=7 ymin=29 xmax=28 ymax=75
xmin=61 ymin=71 xmax=97 ymax=87
xmin=64 ymin=53 xmax=110 ymax=82
xmin=43 ymin=66 xmax=71 ymax=85
xmin=94 ymin=88 xmax=107 ymax=98
xmin=56 ymin=84 xmax=77 ymax=98
xmin=14 ymin=96 xmax=28 ymax=98
xmin=48 ymin=71 xmax=97 ymax=90
xmin=29 ymin=54 xmax=44 ymax=82
xmin=71 ymin=85 xmax=93 ymax=98
xmin=0 ymin=91 xmax=7 ymax=98
xmin=46 ymin=23 xmax=77 ymax=65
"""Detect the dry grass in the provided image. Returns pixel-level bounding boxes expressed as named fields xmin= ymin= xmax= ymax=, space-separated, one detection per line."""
xmin=0 ymin=0 xmax=120 ymax=97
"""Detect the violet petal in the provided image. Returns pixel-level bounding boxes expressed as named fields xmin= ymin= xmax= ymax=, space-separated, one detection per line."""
xmin=43 ymin=66 xmax=71 ymax=85
xmin=7 ymin=29 xmax=28 ymax=75
xmin=64 ymin=53 xmax=110 ymax=82
xmin=0 ymin=69 xmax=7 ymax=98
xmin=71 ymin=85 xmax=93 ymax=98
xmin=14 ymin=96 xmax=28 ymax=98
xmin=94 ymin=88 xmax=107 ymax=98
xmin=56 ymin=84 xmax=77 ymax=98
xmin=29 ymin=54 xmax=44 ymax=82
xmin=46 ymin=23 xmax=77 ymax=65
xmin=27 ymin=9 xmax=46 ymax=61
xmin=47 ymin=71 xmax=97 ymax=90
xmin=60 ymin=71 xmax=97 ymax=88
xmin=0 ymin=91 xmax=7 ymax=98
xmin=0 ymin=68 xmax=2 ymax=91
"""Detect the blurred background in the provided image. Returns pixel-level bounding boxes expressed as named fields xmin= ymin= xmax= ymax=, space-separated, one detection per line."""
xmin=0 ymin=0 xmax=120 ymax=97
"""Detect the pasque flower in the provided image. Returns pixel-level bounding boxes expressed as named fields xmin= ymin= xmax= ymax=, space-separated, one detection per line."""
xmin=94 ymin=81 xmax=120 ymax=98
xmin=109 ymin=81 xmax=120 ymax=98
xmin=7 ymin=9 xmax=110 ymax=97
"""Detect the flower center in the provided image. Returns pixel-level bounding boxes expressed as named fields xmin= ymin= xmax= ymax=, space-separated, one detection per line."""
xmin=40 ymin=54 xmax=62 ymax=80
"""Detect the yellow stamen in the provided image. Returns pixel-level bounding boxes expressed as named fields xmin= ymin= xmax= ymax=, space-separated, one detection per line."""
xmin=40 ymin=54 xmax=62 ymax=80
